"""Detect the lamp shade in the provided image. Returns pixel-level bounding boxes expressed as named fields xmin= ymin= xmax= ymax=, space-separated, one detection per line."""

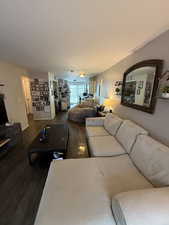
xmin=104 ymin=98 xmax=116 ymax=107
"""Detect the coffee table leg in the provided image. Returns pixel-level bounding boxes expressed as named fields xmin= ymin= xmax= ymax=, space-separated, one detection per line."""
xmin=28 ymin=152 xmax=34 ymax=165
xmin=53 ymin=152 xmax=64 ymax=159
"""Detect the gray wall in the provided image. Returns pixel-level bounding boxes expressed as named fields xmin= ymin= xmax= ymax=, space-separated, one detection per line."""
xmin=97 ymin=30 xmax=169 ymax=146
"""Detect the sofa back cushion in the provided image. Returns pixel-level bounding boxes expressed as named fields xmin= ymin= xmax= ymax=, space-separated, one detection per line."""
xmin=131 ymin=135 xmax=169 ymax=187
xmin=104 ymin=113 xmax=115 ymax=129
xmin=80 ymin=99 xmax=98 ymax=107
xmin=104 ymin=113 xmax=123 ymax=136
xmin=112 ymin=187 xmax=169 ymax=225
xmin=116 ymin=120 xmax=148 ymax=153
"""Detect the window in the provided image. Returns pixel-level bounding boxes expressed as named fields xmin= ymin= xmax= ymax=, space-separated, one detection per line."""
xmin=69 ymin=82 xmax=87 ymax=105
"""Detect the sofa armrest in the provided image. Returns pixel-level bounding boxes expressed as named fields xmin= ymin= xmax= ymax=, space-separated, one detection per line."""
xmin=86 ymin=117 xmax=105 ymax=127
xmin=112 ymin=187 xmax=169 ymax=225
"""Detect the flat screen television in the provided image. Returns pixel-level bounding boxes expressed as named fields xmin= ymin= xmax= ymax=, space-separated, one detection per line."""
xmin=0 ymin=94 xmax=8 ymax=126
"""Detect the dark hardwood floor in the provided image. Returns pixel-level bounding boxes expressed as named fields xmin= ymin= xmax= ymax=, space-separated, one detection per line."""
xmin=0 ymin=112 xmax=88 ymax=225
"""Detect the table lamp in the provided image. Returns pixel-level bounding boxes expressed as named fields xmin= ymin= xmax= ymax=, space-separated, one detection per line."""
xmin=104 ymin=98 xmax=116 ymax=113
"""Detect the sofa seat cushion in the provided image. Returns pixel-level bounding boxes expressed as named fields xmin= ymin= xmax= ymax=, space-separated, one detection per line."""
xmin=116 ymin=120 xmax=148 ymax=153
xmin=104 ymin=115 xmax=123 ymax=136
xmin=88 ymin=136 xmax=126 ymax=157
xmin=95 ymin=155 xmax=153 ymax=197
xmin=86 ymin=126 xmax=110 ymax=137
xmin=34 ymin=158 xmax=116 ymax=225
xmin=131 ymin=135 xmax=169 ymax=187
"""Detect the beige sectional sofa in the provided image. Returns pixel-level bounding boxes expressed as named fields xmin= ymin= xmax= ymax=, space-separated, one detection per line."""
xmin=86 ymin=114 xmax=148 ymax=157
xmin=34 ymin=113 xmax=169 ymax=225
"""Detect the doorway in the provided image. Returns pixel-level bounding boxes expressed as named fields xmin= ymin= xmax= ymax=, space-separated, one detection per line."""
xmin=21 ymin=76 xmax=32 ymax=115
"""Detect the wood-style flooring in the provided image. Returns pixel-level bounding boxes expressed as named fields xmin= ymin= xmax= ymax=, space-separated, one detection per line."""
xmin=0 ymin=112 xmax=88 ymax=225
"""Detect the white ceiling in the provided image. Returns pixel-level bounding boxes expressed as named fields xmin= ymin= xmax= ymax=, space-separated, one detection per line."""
xmin=0 ymin=0 xmax=169 ymax=78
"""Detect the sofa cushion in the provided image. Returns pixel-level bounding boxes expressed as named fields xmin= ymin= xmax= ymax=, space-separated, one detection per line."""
xmin=131 ymin=135 xmax=169 ymax=187
xmin=104 ymin=113 xmax=115 ymax=129
xmin=95 ymin=156 xmax=152 ymax=197
xmin=86 ymin=126 xmax=110 ymax=137
xmin=34 ymin=158 xmax=116 ymax=225
xmin=112 ymin=198 xmax=127 ymax=225
xmin=35 ymin=157 xmax=152 ymax=225
xmin=89 ymin=136 xmax=126 ymax=157
xmin=112 ymin=187 xmax=169 ymax=225
xmin=104 ymin=115 xmax=123 ymax=136
xmin=86 ymin=117 xmax=105 ymax=127
xmin=116 ymin=120 xmax=148 ymax=153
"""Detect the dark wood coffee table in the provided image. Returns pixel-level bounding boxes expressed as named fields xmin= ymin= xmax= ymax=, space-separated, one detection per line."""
xmin=28 ymin=123 xmax=69 ymax=165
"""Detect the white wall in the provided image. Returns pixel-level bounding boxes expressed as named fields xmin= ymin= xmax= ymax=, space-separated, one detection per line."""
xmin=48 ymin=73 xmax=56 ymax=119
xmin=96 ymin=30 xmax=169 ymax=146
xmin=0 ymin=61 xmax=28 ymax=130
xmin=28 ymin=72 xmax=48 ymax=79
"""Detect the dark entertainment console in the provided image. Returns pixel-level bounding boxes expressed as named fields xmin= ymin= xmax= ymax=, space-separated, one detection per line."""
xmin=0 ymin=123 xmax=22 ymax=156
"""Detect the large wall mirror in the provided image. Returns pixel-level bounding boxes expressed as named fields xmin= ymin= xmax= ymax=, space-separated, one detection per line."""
xmin=121 ymin=59 xmax=163 ymax=113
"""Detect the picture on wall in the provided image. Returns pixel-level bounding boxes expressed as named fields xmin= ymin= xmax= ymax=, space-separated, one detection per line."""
xmin=115 ymin=81 xmax=123 ymax=86
xmin=30 ymin=79 xmax=50 ymax=113
xmin=114 ymin=80 xmax=122 ymax=96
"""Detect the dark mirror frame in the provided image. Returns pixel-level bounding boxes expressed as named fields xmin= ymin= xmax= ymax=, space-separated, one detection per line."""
xmin=121 ymin=59 xmax=164 ymax=114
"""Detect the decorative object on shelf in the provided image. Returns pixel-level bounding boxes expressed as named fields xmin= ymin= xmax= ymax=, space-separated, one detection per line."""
xmin=39 ymin=127 xmax=47 ymax=143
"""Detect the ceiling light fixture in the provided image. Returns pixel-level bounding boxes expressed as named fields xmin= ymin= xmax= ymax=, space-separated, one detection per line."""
xmin=80 ymin=72 xmax=85 ymax=77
